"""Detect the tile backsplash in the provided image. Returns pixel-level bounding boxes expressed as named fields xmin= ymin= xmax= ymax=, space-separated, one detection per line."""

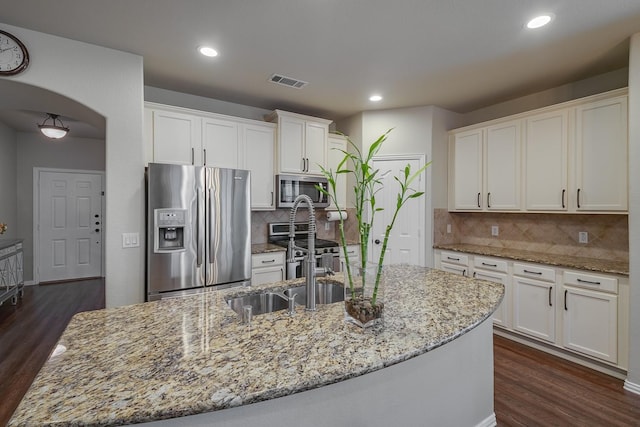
xmin=251 ymin=208 xmax=358 ymax=244
xmin=434 ymin=208 xmax=628 ymax=262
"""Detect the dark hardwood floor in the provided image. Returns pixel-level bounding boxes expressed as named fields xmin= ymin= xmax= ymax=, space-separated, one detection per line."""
xmin=1 ymin=280 xmax=639 ymax=426
xmin=0 ymin=279 xmax=105 ymax=426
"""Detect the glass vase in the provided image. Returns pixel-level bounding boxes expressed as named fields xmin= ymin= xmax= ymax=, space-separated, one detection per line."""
xmin=342 ymin=261 xmax=384 ymax=328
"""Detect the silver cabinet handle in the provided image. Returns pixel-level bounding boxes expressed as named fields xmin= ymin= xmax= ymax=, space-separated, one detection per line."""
xmin=203 ymin=148 xmax=207 ymax=166
xmin=523 ymin=269 xmax=542 ymax=275
xmin=447 ymin=256 xmax=460 ymax=261
xmin=482 ymin=262 xmax=497 ymax=267
xmin=562 ymin=189 xmax=566 ymax=209
xmin=261 ymin=259 xmax=276 ymax=264
xmin=487 ymin=192 xmax=491 ymax=208
xmin=301 ymin=158 xmax=305 ymax=172
xmin=477 ymin=192 xmax=481 ymax=208
xmin=564 ymin=290 xmax=568 ymax=311
xmin=191 ymin=147 xmax=195 ymax=165
xmin=548 ymin=286 xmax=553 ymax=307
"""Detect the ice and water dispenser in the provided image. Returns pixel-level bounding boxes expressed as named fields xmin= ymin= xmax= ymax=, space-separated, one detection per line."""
xmin=154 ymin=208 xmax=187 ymax=252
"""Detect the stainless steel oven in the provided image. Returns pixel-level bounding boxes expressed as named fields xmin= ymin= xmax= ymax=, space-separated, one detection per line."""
xmin=268 ymin=222 xmax=340 ymax=279
xmin=275 ymin=174 xmax=329 ymax=209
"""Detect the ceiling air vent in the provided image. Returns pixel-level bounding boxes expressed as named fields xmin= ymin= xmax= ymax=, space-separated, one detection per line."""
xmin=269 ymin=74 xmax=308 ymax=89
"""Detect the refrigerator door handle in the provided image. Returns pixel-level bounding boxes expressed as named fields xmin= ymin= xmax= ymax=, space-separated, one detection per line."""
xmin=196 ymin=190 xmax=203 ymax=267
xmin=208 ymin=187 xmax=215 ymax=264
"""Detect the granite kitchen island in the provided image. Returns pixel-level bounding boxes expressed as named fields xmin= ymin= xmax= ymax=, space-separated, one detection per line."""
xmin=10 ymin=265 xmax=504 ymax=427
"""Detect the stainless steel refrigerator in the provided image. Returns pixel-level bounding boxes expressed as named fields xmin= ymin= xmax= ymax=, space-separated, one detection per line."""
xmin=146 ymin=163 xmax=251 ymax=300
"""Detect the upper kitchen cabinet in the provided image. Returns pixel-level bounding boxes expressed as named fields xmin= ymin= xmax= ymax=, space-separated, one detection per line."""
xmin=574 ymin=95 xmax=628 ymax=211
xmin=524 ymin=109 xmax=568 ymax=211
xmin=149 ymin=108 xmax=201 ymax=165
xmin=326 ymin=133 xmax=348 ymax=210
xmin=449 ymin=120 xmax=521 ymax=211
xmin=144 ymin=102 xmax=277 ymax=210
xmin=266 ymin=110 xmax=332 ymax=175
xmin=448 ymin=88 xmax=628 ymax=213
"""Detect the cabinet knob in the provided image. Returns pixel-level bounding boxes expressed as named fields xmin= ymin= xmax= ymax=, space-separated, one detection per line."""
xmin=374 ymin=239 xmax=381 ymax=244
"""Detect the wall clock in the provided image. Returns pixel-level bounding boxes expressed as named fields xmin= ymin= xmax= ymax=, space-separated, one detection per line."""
xmin=0 ymin=29 xmax=29 ymax=75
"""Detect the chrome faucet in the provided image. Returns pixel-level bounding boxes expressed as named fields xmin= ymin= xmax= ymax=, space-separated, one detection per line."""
xmin=287 ymin=194 xmax=326 ymax=311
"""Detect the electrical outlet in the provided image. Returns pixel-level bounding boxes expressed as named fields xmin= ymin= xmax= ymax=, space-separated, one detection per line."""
xmin=491 ymin=225 xmax=499 ymax=236
xmin=578 ymin=231 xmax=588 ymax=244
xmin=324 ymin=222 xmax=331 ymax=231
xmin=446 ymin=224 xmax=451 ymax=234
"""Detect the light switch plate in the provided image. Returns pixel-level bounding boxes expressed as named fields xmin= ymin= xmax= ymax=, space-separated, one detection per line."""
xmin=122 ymin=232 xmax=140 ymax=248
xmin=491 ymin=225 xmax=499 ymax=236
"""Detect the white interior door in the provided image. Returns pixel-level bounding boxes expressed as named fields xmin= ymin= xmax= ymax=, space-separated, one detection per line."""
xmin=369 ymin=157 xmax=425 ymax=266
xmin=38 ymin=170 xmax=103 ymax=282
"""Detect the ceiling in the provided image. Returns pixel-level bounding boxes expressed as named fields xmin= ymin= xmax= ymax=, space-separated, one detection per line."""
xmin=2 ymin=0 xmax=640 ymax=136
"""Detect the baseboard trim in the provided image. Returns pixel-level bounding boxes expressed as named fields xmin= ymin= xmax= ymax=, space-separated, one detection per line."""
xmin=493 ymin=328 xmax=627 ymax=380
xmin=475 ymin=413 xmax=497 ymax=427
xmin=624 ymin=380 xmax=640 ymax=395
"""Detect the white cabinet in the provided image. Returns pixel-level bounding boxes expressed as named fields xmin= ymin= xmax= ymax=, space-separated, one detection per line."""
xmin=450 ymin=130 xmax=483 ymax=210
xmin=145 ymin=103 xmax=277 ymax=210
xmin=524 ymin=110 xmax=568 ymax=210
xmin=245 ymin=124 xmax=277 ymax=210
xmin=448 ymin=89 xmax=628 ymax=213
xmin=449 ymin=120 xmax=520 ymax=211
xmin=473 ymin=256 xmax=510 ymax=328
xmin=151 ymin=109 xmax=200 ymax=165
xmin=327 ymin=134 xmax=348 ymax=209
xmin=485 ymin=121 xmax=521 ymax=210
xmin=512 ymin=263 xmax=556 ymax=343
xmin=201 ymin=117 xmax=240 ymax=168
xmin=437 ymin=251 xmax=469 ymax=276
xmin=267 ymin=110 xmax=331 ymax=175
xmin=251 ymin=252 xmax=285 ymax=286
xmin=574 ymin=95 xmax=628 ymax=211
xmin=562 ymin=271 xmax=618 ymax=363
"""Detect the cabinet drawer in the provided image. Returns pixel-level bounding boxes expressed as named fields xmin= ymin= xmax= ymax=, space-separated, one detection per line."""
xmin=564 ymin=271 xmax=617 ymax=294
xmin=513 ymin=263 xmax=555 ymax=282
xmin=474 ymin=256 xmax=508 ymax=273
xmin=440 ymin=251 xmax=469 ymax=266
xmin=252 ymin=251 xmax=285 ymax=268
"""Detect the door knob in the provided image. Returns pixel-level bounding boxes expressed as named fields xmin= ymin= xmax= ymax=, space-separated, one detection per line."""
xmin=374 ymin=239 xmax=381 ymax=244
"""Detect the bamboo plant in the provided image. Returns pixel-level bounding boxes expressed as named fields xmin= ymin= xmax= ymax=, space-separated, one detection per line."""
xmin=318 ymin=129 xmax=430 ymax=306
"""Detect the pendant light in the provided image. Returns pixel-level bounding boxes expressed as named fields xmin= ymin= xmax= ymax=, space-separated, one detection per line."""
xmin=38 ymin=113 xmax=69 ymax=139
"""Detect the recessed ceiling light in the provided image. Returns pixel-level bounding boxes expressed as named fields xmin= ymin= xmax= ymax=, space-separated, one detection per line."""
xmin=198 ymin=46 xmax=218 ymax=57
xmin=527 ymin=14 xmax=553 ymax=29
xmin=369 ymin=94 xmax=383 ymax=102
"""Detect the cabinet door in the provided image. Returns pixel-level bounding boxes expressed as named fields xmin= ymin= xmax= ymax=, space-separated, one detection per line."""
xmin=513 ymin=276 xmax=555 ymax=343
xmin=278 ymin=116 xmax=306 ymax=173
xmin=525 ymin=110 xmax=568 ymax=210
xmin=305 ymin=121 xmax=328 ymax=175
xmin=152 ymin=110 xmax=200 ymax=165
xmin=201 ymin=118 xmax=240 ymax=168
xmin=451 ymin=130 xmax=483 ymax=210
xmin=575 ymin=96 xmax=628 ymax=211
xmin=562 ymin=286 xmax=617 ymax=363
xmin=245 ymin=124 xmax=276 ymax=210
xmin=486 ymin=121 xmax=520 ymax=210
xmin=474 ymin=269 xmax=509 ymax=328
xmin=327 ymin=134 xmax=347 ymax=209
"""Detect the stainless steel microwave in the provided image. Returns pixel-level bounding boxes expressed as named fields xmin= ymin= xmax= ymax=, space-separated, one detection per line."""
xmin=276 ymin=174 xmax=329 ymax=208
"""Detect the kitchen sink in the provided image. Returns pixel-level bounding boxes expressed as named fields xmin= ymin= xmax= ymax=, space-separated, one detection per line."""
xmin=226 ymin=292 xmax=288 ymax=316
xmin=284 ymin=280 xmax=344 ymax=305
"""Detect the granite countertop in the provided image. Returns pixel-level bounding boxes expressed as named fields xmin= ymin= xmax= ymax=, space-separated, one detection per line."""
xmin=251 ymin=243 xmax=286 ymax=254
xmin=10 ymin=265 xmax=503 ymax=426
xmin=434 ymin=243 xmax=629 ymax=276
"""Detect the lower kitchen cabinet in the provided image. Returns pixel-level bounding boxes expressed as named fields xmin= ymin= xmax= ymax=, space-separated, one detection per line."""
xmin=433 ymin=248 xmax=628 ymax=372
xmin=251 ymin=252 xmax=285 ymax=286
xmin=562 ymin=271 xmax=618 ymax=363
xmin=512 ymin=275 xmax=555 ymax=343
xmin=473 ymin=256 xmax=510 ymax=328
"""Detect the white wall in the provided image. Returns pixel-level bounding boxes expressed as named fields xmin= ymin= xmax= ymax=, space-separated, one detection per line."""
xmin=145 ymin=86 xmax=272 ymax=121
xmin=625 ymin=33 xmax=640 ymax=391
xmin=15 ymin=132 xmax=105 ymax=281
xmin=0 ymin=23 xmax=145 ymax=307
xmin=0 ymin=121 xmax=17 ymax=238
xmin=336 ymin=106 xmax=461 ymax=267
